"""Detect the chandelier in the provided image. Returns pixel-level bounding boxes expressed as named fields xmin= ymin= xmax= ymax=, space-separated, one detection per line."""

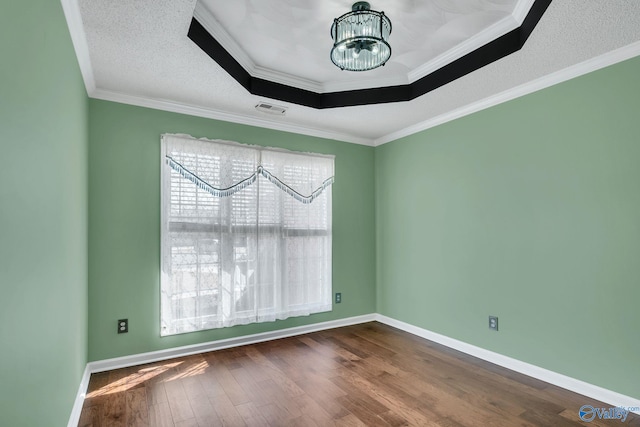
xmin=330 ymin=2 xmax=392 ymax=72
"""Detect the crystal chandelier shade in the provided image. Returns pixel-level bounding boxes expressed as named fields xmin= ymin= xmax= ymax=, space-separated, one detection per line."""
xmin=330 ymin=2 xmax=392 ymax=72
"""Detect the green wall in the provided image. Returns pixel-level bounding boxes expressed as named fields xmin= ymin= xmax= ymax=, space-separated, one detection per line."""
xmin=0 ymin=1 xmax=88 ymax=426
xmin=2 ymin=1 xmax=637 ymax=421
xmin=88 ymin=100 xmax=376 ymax=361
xmin=88 ymin=56 xmax=640 ymax=400
xmin=375 ymin=56 xmax=640 ymax=399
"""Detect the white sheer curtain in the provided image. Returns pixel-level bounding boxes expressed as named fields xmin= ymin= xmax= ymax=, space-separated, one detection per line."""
xmin=160 ymin=134 xmax=333 ymax=336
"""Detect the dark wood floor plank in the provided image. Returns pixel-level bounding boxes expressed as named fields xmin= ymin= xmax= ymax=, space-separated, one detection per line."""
xmin=336 ymin=393 xmax=393 ymax=427
xmin=336 ymin=331 xmax=399 ymax=360
xmin=290 ymin=392 xmax=336 ymax=425
xmin=125 ymin=387 xmax=149 ymax=427
xmin=259 ymin=345 xmax=307 ymax=383
xmin=258 ymin=377 xmax=305 ymax=421
xmin=180 ymin=374 xmax=207 ymax=402
xmin=331 ymin=361 xmax=438 ymax=426
xmin=272 ymin=337 xmax=342 ymax=381
xmin=195 ymin=367 xmax=226 ymax=401
xmin=77 ymin=322 xmax=640 ymax=427
xmin=234 ymin=402 xmax=270 ymax=426
xmin=245 ymin=346 xmax=307 ymax=399
xmin=209 ymin=391 xmax=247 ymax=426
xmin=229 ymin=363 xmax=274 ymax=407
xmin=78 ymin=405 xmax=102 ymax=427
xmin=519 ymin=408 xmax=585 ymax=426
xmin=173 ymin=418 xmax=198 ymax=427
xmin=361 ymin=332 xmax=553 ymax=423
xmin=311 ymin=332 xmax=364 ymax=362
xmin=388 ymin=358 xmax=533 ymax=420
xmin=186 ymin=393 xmax=220 ymax=426
xmin=216 ymin=348 xmax=245 ymax=371
xmin=433 ymin=417 xmax=467 ymax=427
xmin=102 ymin=392 xmax=126 ymax=427
xmin=331 ymin=375 xmax=391 ymax=415
xmin=211 ymin=362 xmax=251 ymax=406
xmin=236 ymin=352 xmax=272 ymax=383
xmin=295 ymin=368 xmax=348 ymax=403
xmin=145 ymin=380 xmax=167 ymax=408
xmin=148 ymin=402 xmax=173 ymax=427
xmin=294 ymin=372 xmax=350 ymax=419
xmin=163 ymin=377 xmax=194 ymax=423
xmin=255 ymin=402 xmax=293 ymax=426
xmin=87 ymin=372 xmax=111 ymax=394
xmin=296 ymin=335 xmax=354 ymax=375
xmin=334 ymin=413 xmax=369 ymax=426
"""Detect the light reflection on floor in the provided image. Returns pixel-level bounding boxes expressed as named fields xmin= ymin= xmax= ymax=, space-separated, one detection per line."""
xmin=86 ymin=358 xmax=210 ymax=398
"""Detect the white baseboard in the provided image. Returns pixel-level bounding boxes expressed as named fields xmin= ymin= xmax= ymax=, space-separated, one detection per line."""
xmin=68 ymin=312 xmax=639 ymax=425
xmin=67 ymin=313 xmax=375 ymax=425
xmin=67 ymin=364 xmax=91 ymax=427
xmin=375 ymin=314 xmax=640 ymax=415
xmin=87 ymin=314 xmax=376 ymax=373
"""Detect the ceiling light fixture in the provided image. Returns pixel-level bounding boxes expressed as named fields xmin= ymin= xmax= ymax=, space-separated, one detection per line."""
xmin=330 ymin=1 xmax=392 ymax=72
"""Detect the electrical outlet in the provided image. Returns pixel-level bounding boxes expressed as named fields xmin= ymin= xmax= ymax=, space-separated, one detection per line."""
xmin=335 ymin=293 xmax=342 ymax=304
xmin=489 ymin=316 xmax=498 ymax=331
xmin=118 ymin=319 xmax=128 ymax=334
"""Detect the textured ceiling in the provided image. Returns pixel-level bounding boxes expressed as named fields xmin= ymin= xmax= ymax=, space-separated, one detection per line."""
xmin=67 ymin=0 xmax=640 ymax=145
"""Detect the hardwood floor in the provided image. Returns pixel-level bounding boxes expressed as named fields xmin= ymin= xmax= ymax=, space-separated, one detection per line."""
xmin=78 ymin=322 xmax=639 ymax=426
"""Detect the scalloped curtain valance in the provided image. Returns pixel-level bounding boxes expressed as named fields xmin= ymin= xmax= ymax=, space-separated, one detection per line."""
xmin=165 ymin=156 xmax=334 ymax=204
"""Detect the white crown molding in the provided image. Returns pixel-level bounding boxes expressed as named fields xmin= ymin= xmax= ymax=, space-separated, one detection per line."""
xmin=62 ymin=0 xmax=640 ymax=148
xmin=407 ymin=14 xmax=519 ymax=83
xmin=90 ymin=88 xmax=375 ymax=146
xmin=375 ymin=40 xmax=640 ymax=146
xmin=194 ymin=2 xmax=324 ymax=93
xmin=192 ymin=2 xmax=255 ymax=77
xmin=512 ymin=0 xmax=537 ymax=24
xmin=251 ymin=65 xmax=323 ymax=94
xmin=60 ymin=0 xmax=95 ymax=94
xmin=375 ymin=314 xmax=640 ymax=416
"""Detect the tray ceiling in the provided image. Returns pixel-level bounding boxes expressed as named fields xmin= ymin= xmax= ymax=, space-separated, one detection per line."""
xmin=65 ymin=0 xmax=640 ymax=145
xmin=194 ymin=0 xmax=529 ymax=93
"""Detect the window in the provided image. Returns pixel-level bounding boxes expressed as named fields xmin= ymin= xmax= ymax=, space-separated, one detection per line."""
xmin=160 ymin=134 xmax=334 ymax=335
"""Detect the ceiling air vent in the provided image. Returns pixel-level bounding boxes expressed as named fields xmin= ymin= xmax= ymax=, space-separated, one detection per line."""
xmin=255 ymin=102 xmax=287 ymax=115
